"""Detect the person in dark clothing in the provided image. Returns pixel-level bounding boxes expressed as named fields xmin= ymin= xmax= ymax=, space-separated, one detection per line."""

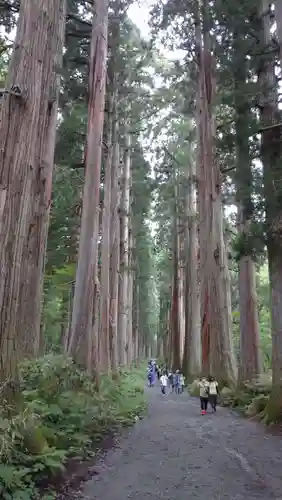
xmin=175 ymin=370 xmax=181 ymax=394
xmin=199 ymin=377 xmax=209 ymax=414
xmin=208 ymin=376 xmax=219 ymax=412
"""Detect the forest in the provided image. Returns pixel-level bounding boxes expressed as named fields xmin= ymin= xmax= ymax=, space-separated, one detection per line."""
xmin=0 ymin=0 xmax=282 ymax=497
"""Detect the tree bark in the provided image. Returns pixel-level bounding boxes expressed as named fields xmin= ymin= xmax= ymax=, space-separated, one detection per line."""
xmin=17 ymin=0 xmax=66 ymax=360
xmin=182 ymin=162 xmax=201 ymax=380
xmin=275 ymin=0 xmax=282 ymax=68
xmin=133 ymin=282 xmax=140 ymax=361
xmin=118 ymin=129 xmax=131 ymax=365
xmin=258 ymin=0 xmax=282 ymax=420
xmin=109 ymin=117 xmax=120 ymax=373
xmin=0 ymin=0 xmax=66 ymax=388
xmin=233 ymin=36 xmax=261 ymax=383
xmin=99 ymin=92 xmax=113 ymax=374
xmin=178 ymin=233 xmax=185 ymax=363
xmin=196 ymin=0 xmax=237 ymax=384
xmin=171 ymin=229 xmax=181 ymax=370
xmin=127 ymin=220 xmax=134 ymax=365
xmin=68 ymin=0 xmax=109 ymax=370
xmin=238 ymin=254 xmax=261 ymax=380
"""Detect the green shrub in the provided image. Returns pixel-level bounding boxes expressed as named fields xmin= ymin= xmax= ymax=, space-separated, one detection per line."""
xmin=0 ymin=355 xmax=147 ymax=499
xmin=219 ymin=376 xmax=273 ymax=424
xmin=245 ymin=394 xmax=269 ymax=418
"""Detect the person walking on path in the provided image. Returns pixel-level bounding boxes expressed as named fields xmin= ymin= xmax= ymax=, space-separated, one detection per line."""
xmin=199 ymin=377 xmax=209 ymax=415
xmin=168 ymin=371 xmax=174 ymax=392
xmin=175 ymin=370 xmax=181 ymax=394
xmin=160 ymin=373 xmax=168 ymax=394
xmin=208 ymin=376 xmax=219 ymax=412
xmin=179 ymin=373 xmax=185 ymax=393
xmin=147 ymin=368 xmax=152 ymax=387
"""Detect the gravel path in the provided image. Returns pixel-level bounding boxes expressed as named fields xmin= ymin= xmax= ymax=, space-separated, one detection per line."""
xmin=81 ymin=386 xmax=282 ymax=500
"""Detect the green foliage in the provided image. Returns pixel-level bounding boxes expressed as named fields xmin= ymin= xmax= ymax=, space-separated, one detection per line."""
xmin=245 ymin=394 xmax=269 ymax=418
xmin=232 ymin=223 xmax=265 ymax=263
xmin=220 ymin=375 xmax=272 ymax=422
xmin=0 ymin=355 xmax=146 ymax=499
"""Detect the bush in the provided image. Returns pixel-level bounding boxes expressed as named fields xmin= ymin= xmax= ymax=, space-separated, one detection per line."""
xmin=219 ymin=376 xmax=273 ymax=423
xmin=245 ymin=394 xmax=269 ymax=418
xmin=0 ymin=355 xmax=147 ymax=499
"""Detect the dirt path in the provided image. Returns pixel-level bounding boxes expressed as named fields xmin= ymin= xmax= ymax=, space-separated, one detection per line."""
xmin=81 ymin=386 xmax=282 ymax=500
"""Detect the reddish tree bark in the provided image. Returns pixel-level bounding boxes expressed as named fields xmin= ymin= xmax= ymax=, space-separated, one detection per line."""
xmin=182 ymin=158 xmax=201 ymax=380
xmin=196 ymin=0 xmax=236 ymax=384
xmin=259 ymin=0 xmax=282 ymax=420
xmin=68 ymin=0 xmax=109 ymax=372
xmin=17 ymin=0 xmax=66 ymax=359
xmin=0 ymin=0 xmax=66 ymax=387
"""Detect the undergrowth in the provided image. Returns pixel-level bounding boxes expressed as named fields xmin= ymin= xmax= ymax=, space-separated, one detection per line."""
xmin=220 ymin=374 xmax=274 ymax=424
xmin=0 ymin=355 xmax=146 ymax=499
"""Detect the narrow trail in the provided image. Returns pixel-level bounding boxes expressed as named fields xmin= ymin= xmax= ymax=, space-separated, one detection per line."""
xmin=81 ymin=386 xmax=282 ymax=500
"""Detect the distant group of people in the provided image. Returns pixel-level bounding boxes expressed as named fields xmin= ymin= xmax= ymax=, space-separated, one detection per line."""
xmin=199 ymin=376 xmax=219 ymax=414
xmin=147 ymin=361 xmax=185 ymax=394
xmin=147 ymin=360 xmax=219 ymax=415
xmin=159 ymin=369 xmax=185 ymax=395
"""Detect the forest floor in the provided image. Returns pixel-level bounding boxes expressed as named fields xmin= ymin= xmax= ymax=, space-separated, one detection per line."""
xmin=62 ymin=386 xmax=282 ymax=500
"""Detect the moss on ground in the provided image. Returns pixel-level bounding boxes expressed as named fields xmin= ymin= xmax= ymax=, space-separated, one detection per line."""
xmin=0 ymin=355 xmax=147 ymax=500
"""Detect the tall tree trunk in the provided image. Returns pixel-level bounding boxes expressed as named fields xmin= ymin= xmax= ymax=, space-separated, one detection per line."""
xmin=171 ymin=168 xmax=181 ymax=370
xmin=68 ymin=0 xmax=109 ymax=370
xmin=127 ymin=220 xmax=133 ymax=365
xmin=165 ymin=307 xmax=171 ymax=365
xmin=109 ymin=117 xmax=120 ymax=373
xmin=196 ymin=0 xmax=236 ymax=384
xmin=0 ymin=0 xmax=65 ymax=388
xmin=178 ymin=232 xmax=185 ymax=363
xmin=233 ymin=35 xmax=261 ymax=383
xmin=118 ymin=130 xmax=131 ymax=365
xmin=134 ymin=282 xmax=140 ymax=361
xmin=171 ymin=216 xmax=181 ymax=370
xmin=275 ymin=0 xmax=282 ymax=68
xmin=99 ymin=92 xmax=113 ymax=374
xmin=182 ymin=161 xmax=201 ymax=380
xmin=132 ymin=244 xmax=138 ymax=362
xmin=17 ymin=0 xmax=66 ymax=360
xmin=258 ymin=0 xmax=282 ymax=420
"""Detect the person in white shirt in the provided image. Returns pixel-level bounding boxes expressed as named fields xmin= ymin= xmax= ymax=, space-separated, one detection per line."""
xmin=179 ymin=374 xmax=185 ymax=393
xmin=208 ymin=376 xmax=219 ymax=412
xmin=160 ymin=373 xmax=168 ymax=394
